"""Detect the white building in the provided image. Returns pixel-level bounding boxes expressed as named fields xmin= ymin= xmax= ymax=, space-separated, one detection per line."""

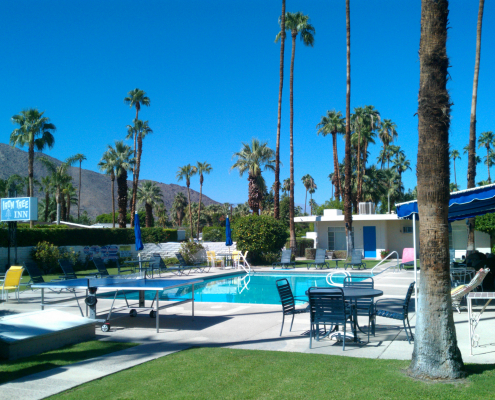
xmin=294 ymin=208 xmax=491 ymax=260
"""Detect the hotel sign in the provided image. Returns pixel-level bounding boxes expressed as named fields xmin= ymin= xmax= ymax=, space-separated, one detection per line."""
xmin=1 ymin=197 xmax=38 ymax=222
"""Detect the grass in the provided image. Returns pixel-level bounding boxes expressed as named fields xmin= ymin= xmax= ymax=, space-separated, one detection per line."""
xmin=0 ymin=340 xmax=137 ymax=385
xmin=294 ymin=259 xmax=381 ymax=269
xmin=51 ymin=347 xmax=495 ymax=400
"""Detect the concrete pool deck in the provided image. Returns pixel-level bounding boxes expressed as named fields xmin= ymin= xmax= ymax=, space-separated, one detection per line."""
xmin=1 ymin=266 xmax=495 ymax=399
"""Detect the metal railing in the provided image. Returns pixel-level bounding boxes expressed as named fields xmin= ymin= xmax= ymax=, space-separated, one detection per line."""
xmin=238 ymin=251 xmax=251 ymax=274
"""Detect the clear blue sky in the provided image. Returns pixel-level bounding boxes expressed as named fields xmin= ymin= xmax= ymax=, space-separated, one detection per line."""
xmin=2 ymin=1 xmax=495 ymax=208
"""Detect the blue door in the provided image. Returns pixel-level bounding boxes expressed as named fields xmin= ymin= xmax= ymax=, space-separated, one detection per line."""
xmin=363 ymin=226 xmax=376 ymax=258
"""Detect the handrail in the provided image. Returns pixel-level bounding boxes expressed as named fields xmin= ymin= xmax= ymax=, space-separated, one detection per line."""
xmin=325 ymin=251 xmax=400 ymax=287
xmin=238 ymin=251 xmax=251 ymax=274
xmin=238 ymin=274 xmax=251 ymax=294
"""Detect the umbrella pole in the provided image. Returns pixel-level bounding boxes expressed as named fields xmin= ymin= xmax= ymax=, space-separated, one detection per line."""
xmin=413 ymin=215 xmax=417 ymax=313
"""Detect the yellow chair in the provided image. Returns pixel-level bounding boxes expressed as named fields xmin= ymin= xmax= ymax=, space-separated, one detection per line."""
xmin=232 ymin=251 xmax=241 ymax=269
xmin=1 ymin=266 xmax=24 ymax=302
xmin=207 ymin=251 xmax=224 ymax=269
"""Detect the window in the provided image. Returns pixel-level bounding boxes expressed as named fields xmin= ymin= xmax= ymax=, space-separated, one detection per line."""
xmin=328 ymin=226 xmax=353 ymax=251
xmin=403 ymin=226 xmax=413 ymax=234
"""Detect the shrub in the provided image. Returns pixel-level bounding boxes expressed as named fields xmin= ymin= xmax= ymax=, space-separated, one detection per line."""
xmin=305 ymin=248 xmax=317 ymax=260
xmin=286 ymin=238 xmax=314 ymax=257
xmin=59 ymin=247 xmax=82 ymax=266
xmin=31 ymin=241 xmax=61 ymax=273
xmin=179 ymin=240 xmax=204 ymax=264
xmin=233 ymin=215 xmax=289 ymax=265
xmin=164 ymin=257 xmax=179 ymax=265
xmin=334 ymin=250 xmax=347 ymax=260
xmin=0 ymin=227 xmax=178 ymax=247
xmin=202 ymin=226 xmax=226 ymax=242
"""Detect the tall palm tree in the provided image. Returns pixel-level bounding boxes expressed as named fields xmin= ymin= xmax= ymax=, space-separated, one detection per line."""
xmin=137 ymin=181 xmax=164 ymax=227
xmin=39 ymin=176 xmax=52 ymax=222
xmin=316 ymin=110 xmax=345 ymax=201
xmin=107 ymin=141 xmax=134 ymax=228
xmin=282 ymin=178 xmax=291 ymax=194
xmin=276 ymin=11 xmax=315 ymax=252
xmin=392 ymin=153 xmax=411 ymax=192
xmin=378 ymin=119 xmax=398 ymax=149
xmin=127 ymin=120 xmax=153 ymax=226
xmin=274 ymin=0 xmax=286 ymax=220
xmin=171 ymin=192 xmax=188 ymax=226
xmin=37 ymin=157 xmax=71 ymax=224
xmin=67 ymin=153 xmax=86 ymax=219
xmin=467 ymin=0 xmax=485 ymax=252
xmin=177 ymin=165 xmax=197 ymax=238
xmin=62 ymin=182 xmax=77 ymax=221
xmin=196 ymin=161 xmax=213 ymax=238
xmin=98 ymin=150 xmax=117 ymax=228
xmin=478 ymin=131 xmax=494 ymax=182
xmin=309 ymin=183 xmax=317 ymax=215
xmin=231 ymin=139 xmax=275 ymax=215
xmin=449 ymin=149 xmax=461 ymax=186
xmin=344 ymin=0 xmax=353 ymax=252
xmin=301 ymin=174 xmax=314 ymax=214
xmin=409 ymin=0 xmax=464 ymax=380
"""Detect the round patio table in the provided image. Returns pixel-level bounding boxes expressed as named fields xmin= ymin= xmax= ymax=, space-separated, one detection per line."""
xmin=305 ymin=287 xmax=383 ymax=342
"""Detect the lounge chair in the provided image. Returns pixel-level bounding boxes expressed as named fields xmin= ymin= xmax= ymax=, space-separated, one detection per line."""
xmin=58 ymin=259 xmax=98 ymax=280
xmin=174 ymin=253 xmax=203 ymax=275
xmin=275 ymin=278 xmax=309 ymax=336
xmin=93 ymin=258 xmax=110 ymax=277
xmin=308 ymin=287 xmax=355 ymax=350
xmin=344 ymin=250 xmax=366 ymax=270
xmin=306 ymin=249 xmax=330 ymax=270
xmin=451 ymin=268 xmax=490 ymax=313
xmin=23 ymin=261 xmax=46 ymax=289
xmin=272 ymin=250 xmax=296 ymax=269
xmin=1 ymin=266 xmax=24 ymax=302
xmin=399 ymin=248 xmax=415 ymax=270
xmin=343 ymin=276 xmax=374 ymax=342
xmin=374 ymin=282 xmax=415 ymax=344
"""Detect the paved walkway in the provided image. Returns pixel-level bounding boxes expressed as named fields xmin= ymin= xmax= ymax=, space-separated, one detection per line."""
xmin=1 ymin=266 xmax=494 ymax=399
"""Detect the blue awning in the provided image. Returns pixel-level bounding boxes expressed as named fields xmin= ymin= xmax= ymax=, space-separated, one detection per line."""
xmin=396 ymin=183 xmax=495 ymax=221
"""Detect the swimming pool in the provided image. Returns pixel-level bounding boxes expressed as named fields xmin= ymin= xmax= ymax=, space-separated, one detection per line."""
xmin=101 ymin=272 xmax=365 ymax=305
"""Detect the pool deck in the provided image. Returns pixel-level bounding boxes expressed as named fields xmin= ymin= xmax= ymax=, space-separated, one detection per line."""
xmin=1 ymin=265 xmax=495 ymax=399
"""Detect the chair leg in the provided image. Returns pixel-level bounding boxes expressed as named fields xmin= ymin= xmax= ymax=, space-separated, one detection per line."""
xmin=343 ymin=322 xmax=346 ymax=351
xmin=290 ymin=314 xmax=295 ymax=332
xmin=406 ymin=316 xmax=414 ymax=342
xmin=309 ymin=323 xmax=313 ymax=349
xmin=403 ymin=319 xmax=411 ymax=344
xmin=280 ymin=314 xmax=285 ymax=336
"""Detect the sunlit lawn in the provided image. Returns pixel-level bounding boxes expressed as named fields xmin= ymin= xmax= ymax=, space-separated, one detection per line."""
xmin=52 ymin=347 xmax=495 ymax=400
xmin=0 ymin=340 xmax=136 ymax=385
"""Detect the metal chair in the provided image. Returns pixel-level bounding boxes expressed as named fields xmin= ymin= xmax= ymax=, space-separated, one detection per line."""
xmin=308 ymin=287 xmax=355 ymax=350
xmin=343 ymin=276 xmax=374 ymax=341
xmin=306 ymin=249 xmax=330 ymax=270
xmin=93 ymin=258 xmax=110 ymax=277
xmin=272 ymin=249 xmax=296 ymax=269
xmin=58 ymin=259 xmax=98 ymax=280
xmin=275 ymin=278 xmax=309 ymax=336
xmin=0 ymin=266 xmax=24 ymax=302
xmin=344 ymin=250 xmax=367 ymax=270
xmin=451 ymin=268 xmax=490 ymax=313
xmin=375 ymin=282 xmax=415 ymax=344
xmin=23 ymin=261 xmax=46 ymax=289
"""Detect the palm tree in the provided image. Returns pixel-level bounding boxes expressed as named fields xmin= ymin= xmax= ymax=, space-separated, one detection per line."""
xmin=309 ymin=183 xmax=317 ymax=215
xmin=276 ymin=11 xmax=315 ymax=252
xmin=39 ymin=175 xmax=52 ymax=222
xmin=127 ymin=120 xmax=153 ymax=227
xmin=196 ymin=161 xmax=213 ymax=238
xmin=449 ymin=149 xmax=461 ymax=186
xmin=316 ymin=110 xmax=345 ymax=201
xmin=478 ymin=131 xmax=494 ymax=183
xmin=231 ymin=139 xmax=275 ymax=215
xmin=282 ymin=178 xmax=291 ymax=194
xmin=62 ymin=182 xmax=77 ymax=221
xmin=379 ymin=119 xmax=398 ymax=148
xmin=393 ymin=153 xmax=411 ymax=193
xmin=301 ymin=174 xmax=314 ymax=214
xmin=409 ymin=0 xmax=464 ymax=380
xmin=171 ymin=192 xmax=188 ymax=226
xmin=37 ymin=157 xmax=72 ymax=224
xmin=176 ymin=165 xmax=197 ymax=237
xmin=449 ymin=182 xmax=460 ymax=192
xmin=107 ymin=141 xmax=134 ymax=228
xmin=124 ymin=88 xmax=150 ymax=164
xmin=137 ymin=181 xmax=164 ymax=227
xmin=274 ymin=0 xmax=286 ymax=220
xmin=66 ymin=153 xmax=86 ymax=219
xmin=98 ymin=150 xmax=117 ymax=228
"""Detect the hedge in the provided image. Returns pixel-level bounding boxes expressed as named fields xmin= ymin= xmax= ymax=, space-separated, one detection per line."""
xmin=202 ymin=226 xmax=226 ymax=242
xmin=0 ymin=228 xmax=177 ymax=247
xmin=286 ymin=238 xmax=314 ymax=257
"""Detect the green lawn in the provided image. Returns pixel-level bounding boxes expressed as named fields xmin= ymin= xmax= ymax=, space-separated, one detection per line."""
xmin=0 ymin=340 xmax=137 ymax=385
xmin=51 ymin=347 xmax=495 ymax=400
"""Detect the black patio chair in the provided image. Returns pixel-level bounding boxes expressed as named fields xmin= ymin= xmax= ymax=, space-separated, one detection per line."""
xmin=344 ymin=250 xmax=367 ymax=270
xmin=374 ymin=282 xmax=415 ymax=344
xmin=272 ymin=250 xmax=296 ymax=269
xmin=93 ymin=258 xmax=110 ymax=277
xmin=308 ymin=287 xmax=355 ymax=350
xmin=306 ymin=249 xmax=330 ymax=270
xmin=275 ymin=278 xmax=309 ymax=336
xmin=174 ymin=253 xmax=203 ymax=275
xmin=23 ymin=261 xmax=45 ymax=288
xmin=58 ymin=259 xmax=98 ymax=280
xmin=343 ymin=276 xmax=374 ymax=342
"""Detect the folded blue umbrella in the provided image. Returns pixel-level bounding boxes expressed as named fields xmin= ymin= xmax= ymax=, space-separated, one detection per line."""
xmin=134 ymin=212 xmax=144 ymax=251
xmin=225 ymin=215 xmax=233 ymax=247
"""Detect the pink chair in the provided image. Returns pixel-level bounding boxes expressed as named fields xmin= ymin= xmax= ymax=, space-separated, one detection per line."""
xmin=400 ymin=248 xmax=415 ymax=270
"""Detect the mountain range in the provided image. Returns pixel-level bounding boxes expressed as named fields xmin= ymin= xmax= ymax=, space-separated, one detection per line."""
xmin=0 ymin=143 xmax=219 ymax=219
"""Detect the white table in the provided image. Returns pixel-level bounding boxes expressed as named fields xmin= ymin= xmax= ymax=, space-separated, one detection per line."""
xmin=467 ymin=291 xmax=495 ymax=355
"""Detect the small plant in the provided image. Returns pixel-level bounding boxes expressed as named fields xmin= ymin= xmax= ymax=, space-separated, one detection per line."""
xmin=381 ymin=250 xmax=390 ymax=258
xmin=31 ymin=241 xmax=61 ymax=273
xmin=180 ymin=240 xmax=205 ymax=264
xmin=59 ymin=247 xmax=81 ymax=268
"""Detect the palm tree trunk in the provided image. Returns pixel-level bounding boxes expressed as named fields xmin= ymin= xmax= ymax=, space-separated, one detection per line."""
xmin=344 ymin=0 xmax=353 ymax=253
xmin=454 ymin=158 xmax=457 ymax=186
xmin=117 ymin=171 xmax=128 ymax=228
xmin=131 ymin=133 xmax=142 ymax=227
xmin=78 ymin=161 xmax=82 ymax=219
xmin=186 ymin=185 xmax=194 ymax=238
xmin=289 ymin=31 xmax=297 ymax=254
xmin=111 ymin=172 xmax=116 ymax=228
xmin=274 ymin=0 xmax=286 ymax=220
xmin=408 ymin=0 xmax=464 ymax=380
xmin=145 ymin=203 xmax=152 ymax=227
xmin=332 ymin=132 xmax=341 ymax=201
xmin=45 ymin=191 xmax=49 ymax=222
xmin=487 ymin=147 xmax=491 ymax=183
xmin=304 ymin=189 xmax=308 ymax=214
xmin=28 ymin=143 xmax=34 ymax=228
xmin=67 ymin=192 xmax=71 ymax=219
xmin=197 ymin=178 xmax=203 ymax=238
xmin=356 ymin=129 xmax=362 ymax=206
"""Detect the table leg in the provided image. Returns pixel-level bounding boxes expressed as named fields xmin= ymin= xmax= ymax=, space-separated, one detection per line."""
xmin=41 ymin=288 xmax=44 ymax=310
xmin=139 ymin=290 xmax=145 ymax=308
xmin=156 ymin=290 xmax=159 ymax=333
xmin=192 ymin=284 xmax=195 ymax=320
xmin=468 ymin=296 xmax=472 ymax=356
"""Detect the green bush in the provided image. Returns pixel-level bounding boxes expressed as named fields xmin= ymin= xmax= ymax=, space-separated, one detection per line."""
xmin=202 ymin=226 xmax=226 ymax=242
xmin=286 ymin=238 xmax=314 ymax=257
xmin=31 ymin=241 xmax=61 ymax=273
xmin=179 ymin=240 xmax=204 ymax=264
xmin=334 ymin=250 xmax=347 ymax=260
xmin=233 ymin=215 xmax=289 ymax=265
xmin=305 ymin=248 xmax=317 ymax=260
xmin=0 ymin=227 xmax=178 ymax=247
xmin=164 ymin=257 xmax=179 ymax=265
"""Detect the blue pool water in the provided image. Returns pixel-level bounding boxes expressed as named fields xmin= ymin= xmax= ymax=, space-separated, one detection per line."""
xmin=100 ymin=273 xmax=365 ymax=305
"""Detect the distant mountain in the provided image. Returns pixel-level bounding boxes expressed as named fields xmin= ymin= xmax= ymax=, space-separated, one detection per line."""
xmin=0 ymin=143 xmax=219 ymax=219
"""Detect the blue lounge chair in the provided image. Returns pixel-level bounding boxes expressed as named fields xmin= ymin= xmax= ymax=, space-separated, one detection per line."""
xmin=344 ymin=250 xmax=367 ymax=270
xmin=272 ymin=250 xmax=296 ymax=269
xmin=306 ymin=249 xmax=330 ymax=270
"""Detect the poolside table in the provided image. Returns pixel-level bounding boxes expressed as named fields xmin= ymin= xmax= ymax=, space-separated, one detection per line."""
xmin=305 ymin=287 xmax=383 ymax=342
